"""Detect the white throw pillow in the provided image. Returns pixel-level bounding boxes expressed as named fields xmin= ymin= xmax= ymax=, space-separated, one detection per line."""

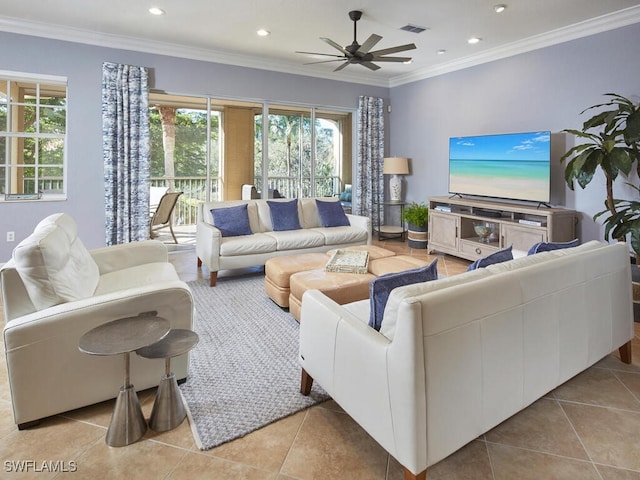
xmin=12 ymin=213 xmax=100 ymax=310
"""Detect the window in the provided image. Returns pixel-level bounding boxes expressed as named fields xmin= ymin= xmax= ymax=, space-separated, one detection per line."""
xmin=254 ymin=106 xmax=351 ymax=199
xmin=0 ymin=72 xmax=67 ymax=200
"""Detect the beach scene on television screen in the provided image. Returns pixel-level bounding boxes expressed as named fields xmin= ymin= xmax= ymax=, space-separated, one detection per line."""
xmin=449 ymin=131 xmax=551 ymax=202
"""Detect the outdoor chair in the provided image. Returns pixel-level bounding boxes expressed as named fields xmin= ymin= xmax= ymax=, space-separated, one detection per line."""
xmin=150 ymin=191 xmax=183 ymax=243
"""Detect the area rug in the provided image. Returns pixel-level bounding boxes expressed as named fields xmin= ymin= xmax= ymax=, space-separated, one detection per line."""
xmin=179 ymin=273 xmax=329 ymax=450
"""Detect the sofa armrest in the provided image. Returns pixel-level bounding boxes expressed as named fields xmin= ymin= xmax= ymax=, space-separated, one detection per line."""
xmin=3 ymin=281 xmax=193 ymax=349
xmin=346 ymin=214 xmax=372 ymax=244
xmin=299 ymin=290 xmax=398 ymax=437
xmin=90 ymin=240 xmax=168 ymax=275
xmin=196 ymin=220 xmax=222 ymax=272
xmin=299 ymin=289 xmax=427 ymax=474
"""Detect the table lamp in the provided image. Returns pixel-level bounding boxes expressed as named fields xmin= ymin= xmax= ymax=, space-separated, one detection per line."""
xmin=383 ymin=157 xmax=410 ymax=202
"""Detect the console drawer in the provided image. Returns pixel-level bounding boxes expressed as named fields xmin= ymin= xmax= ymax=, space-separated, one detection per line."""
xmin=460 ymin=239 xmax=499 ymax=260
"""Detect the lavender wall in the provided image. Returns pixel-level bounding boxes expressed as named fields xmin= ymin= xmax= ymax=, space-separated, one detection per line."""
xmin=0 ymin=32 xmax=388 ymax=261
xmin=390 ymin=22 xmax=640 ymax=244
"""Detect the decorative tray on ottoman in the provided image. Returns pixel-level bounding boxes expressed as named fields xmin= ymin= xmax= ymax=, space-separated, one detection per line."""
xmin=325 ymin=249 xmax=370 ymax=274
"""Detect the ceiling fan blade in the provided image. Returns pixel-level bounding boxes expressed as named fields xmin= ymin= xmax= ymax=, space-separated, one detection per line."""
xmin=368 ymin=43 xmax=416 ymax=57
xmin=305 ymin=59 xmax=347 ymax=65
xmin=296 ymin=51 xmax=345 ymax=58
xmin=360 ymin=61 xmax=381 ymax=71
xmin=358 ymin=34 xmax=382 ymax=53
xmin=321 ymin=37 xmax=349 ymax=55
xmin=333 ymin=62 xmax=350 ymax=72
xmin=370 ymin=56 xmax=412 ymax=63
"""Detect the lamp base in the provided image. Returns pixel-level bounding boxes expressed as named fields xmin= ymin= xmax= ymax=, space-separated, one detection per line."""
xmin=389 ymin=175 xmax=403 ymax=202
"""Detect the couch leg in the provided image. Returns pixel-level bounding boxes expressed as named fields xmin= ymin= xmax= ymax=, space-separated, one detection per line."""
xmin=18 ymin=419 xmax=41 ymax=430
xmin=619 ymin=340 xmax=633 ymax=364
xmin=404 ymin=467 xmax=426 ymax=480
xmin=210 ymin=271 xmax=218 ymax=287
xmin=197 ymin=257 xmax=202 ymax=268
xmin=301 ymin=368 xmax=313 ymax=396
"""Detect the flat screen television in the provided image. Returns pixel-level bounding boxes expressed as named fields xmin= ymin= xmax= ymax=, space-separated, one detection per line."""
xmin=448 ymin=131 xmax=551 ymax=203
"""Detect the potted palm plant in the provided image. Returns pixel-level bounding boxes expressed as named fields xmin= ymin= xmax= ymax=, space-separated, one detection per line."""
xmin=561 ymin=92 xmax=640 ymax=260
xmin=401 ymin=202 xmax=429 ymax=249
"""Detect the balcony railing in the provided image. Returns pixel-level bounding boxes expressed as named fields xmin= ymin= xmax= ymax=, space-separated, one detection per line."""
xmin=152 ymin=175 xmax=342 ymax=225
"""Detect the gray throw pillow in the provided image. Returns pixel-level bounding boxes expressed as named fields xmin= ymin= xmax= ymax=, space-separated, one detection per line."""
xmin=316 ymin=199 xmax=350 ymax=227
xmin=527 ymin=239 xmax=579 ymax=255
xmin=369 ymin=259 xmax=438 ymax=331
xmin=466 ymin=245 xmax=513 ymax=271
xmin=267 ymin=200 xmax=301 ymax=231
xmin=211 ymin=204 xmax=252 ymax=237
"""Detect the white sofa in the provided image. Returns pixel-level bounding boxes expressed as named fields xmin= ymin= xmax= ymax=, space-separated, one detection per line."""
xmin=1 ymin=213 xmax=194 ymax=428
xmin=299 ymin=240 xmax=634 ymax=480
xmin=196 ymin=197 xmax=371 ymax=286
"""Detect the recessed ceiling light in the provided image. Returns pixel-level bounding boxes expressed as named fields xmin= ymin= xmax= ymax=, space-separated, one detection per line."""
xmin=149 ymin=7 xmax=165 ymax=15
xmin=257 ymin=29 xmax=270 ymax=37
xmin=493 ymin=4 xmax=507 ymax=13
xmin=436 ymin=49 xmax=446 ymax=55
xmin=403 ymin=59 xmax=413 ymax=65
xmin=468 ymin=37 xmax=482 ymax=45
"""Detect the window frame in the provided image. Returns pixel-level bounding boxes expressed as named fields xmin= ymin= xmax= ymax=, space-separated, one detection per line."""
xmin=0 ymin=70 xmax=68 ymax=202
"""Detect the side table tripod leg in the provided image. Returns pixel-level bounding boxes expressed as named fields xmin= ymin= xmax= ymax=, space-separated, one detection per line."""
xmin=105 ymin=352 xmax=147 ymax=447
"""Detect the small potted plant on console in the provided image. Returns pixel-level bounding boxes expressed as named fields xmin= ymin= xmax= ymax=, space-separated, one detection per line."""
xmin=401 ymin=202 xmax=429 ymax=249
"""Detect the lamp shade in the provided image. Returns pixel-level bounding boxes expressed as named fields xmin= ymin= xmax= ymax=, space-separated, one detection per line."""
xmin=383 ymin=157 xmax=410 ymax=175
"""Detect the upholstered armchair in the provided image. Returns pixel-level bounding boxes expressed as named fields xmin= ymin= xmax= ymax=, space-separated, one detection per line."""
xmin=1 ymin=213 xmax=194 ymax=428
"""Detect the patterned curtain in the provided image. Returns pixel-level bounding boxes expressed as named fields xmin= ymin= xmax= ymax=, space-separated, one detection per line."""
xmin=355 ymin=96 xmax=385 ymax=228
xmin=102 ymin=62 xmax=150 ymax=246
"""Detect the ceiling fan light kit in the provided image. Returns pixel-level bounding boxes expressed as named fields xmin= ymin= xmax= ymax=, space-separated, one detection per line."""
xmin=297 ymin=10 xmax=416 ymax=72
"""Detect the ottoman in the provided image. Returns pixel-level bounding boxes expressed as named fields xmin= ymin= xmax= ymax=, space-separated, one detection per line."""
xmin=368 ymin=255 xmax=432 ymax=276
xmin=265 ymin=253 xmax=331 ymax=307
xmin=289 ymin=269 xmax=376 ymax=322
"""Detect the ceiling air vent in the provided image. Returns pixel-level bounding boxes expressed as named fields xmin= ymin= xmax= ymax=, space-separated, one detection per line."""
xmin=400 ymin=24 xmax=428 ymax=34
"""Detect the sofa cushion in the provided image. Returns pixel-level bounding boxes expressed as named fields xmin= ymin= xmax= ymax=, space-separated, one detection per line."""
xmin=527 ymin=238 xmax=580 ymax=255
xmin=313 ymin=226 xmax=368 ymax=246
xmin=265 ymin=229 xmax=325 ymax=251
xmin=95 ymin=262 xmax=180 ymax=295
xmin=369 ymin=259 xmax=438 ymax=331
xmin=268 ymin=200 xmax=301 ymax=231
xmin=211 ymin=204 xmax=252 ymax=237
xmin=12 ymin=213 xmax=100 ymax=311
xmin=467 ymin=245 xmax=513 ymax=271
xmin=219 ymin=233 xmax=277 ymax=256
xmin=316 ymin=199 xmax=350 ymax=227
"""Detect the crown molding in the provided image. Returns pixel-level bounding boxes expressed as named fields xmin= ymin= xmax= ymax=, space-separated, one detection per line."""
xmin=389 ymin=5 xmax=640 ymax=87
xmin=0 ymin=15 xmax=389 ymax=88
xmin=2 ymin=5 xmax=640 ymax=90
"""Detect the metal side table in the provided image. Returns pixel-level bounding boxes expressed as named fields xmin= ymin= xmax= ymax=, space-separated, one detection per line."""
xmin=136 ymin=329 xmax=199 ymax=432
xmin=79 ymin=315 xmax=170 ymax=447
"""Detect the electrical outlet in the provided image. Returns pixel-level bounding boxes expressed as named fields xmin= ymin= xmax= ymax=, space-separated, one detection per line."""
xmin=7 ymin=231 xmax=15 ymax=242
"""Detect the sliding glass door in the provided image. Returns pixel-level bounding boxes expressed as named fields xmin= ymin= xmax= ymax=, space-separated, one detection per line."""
xmin=254 ymin=105 xmax=351 ymax=199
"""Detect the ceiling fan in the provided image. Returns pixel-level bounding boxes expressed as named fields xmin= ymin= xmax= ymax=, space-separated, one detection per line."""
xmin=296 ymin=10 xmax=416 ymax=72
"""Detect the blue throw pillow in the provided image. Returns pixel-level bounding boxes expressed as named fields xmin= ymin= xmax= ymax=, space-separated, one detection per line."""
xmin=527 ymin=239 xmax=579 ymax=255
xmin=368 ymin=259 xmax=438 ymax=331
xmin=466 ymin=245 xmax=513 ymax=271
xmin=267 ymin=200 xmax=301 ymax=231
xmin=316 ymin=199 xmax=350 ymax=227
xmin=211 ymin=204 xmax=252 ymax=237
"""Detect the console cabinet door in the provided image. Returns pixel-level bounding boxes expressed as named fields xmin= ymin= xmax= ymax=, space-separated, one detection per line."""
xmin=429 ymin=212 xmax=459 ymax=251
xmin=502 ymin=224 xmax=546 ymax=252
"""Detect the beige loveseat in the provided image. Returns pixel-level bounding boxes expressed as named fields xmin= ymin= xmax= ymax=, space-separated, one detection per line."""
xmin=1 ymin=213 xmax=194 ymax=428
xmin=299 ymin=240 xmax=634 ymax=479
xmin=196 ymin=197 xmax=371 ymax=286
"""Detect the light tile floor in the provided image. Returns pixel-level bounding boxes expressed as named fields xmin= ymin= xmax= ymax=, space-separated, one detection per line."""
xmin=1 ymin=239 xmax=639 ymax=479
